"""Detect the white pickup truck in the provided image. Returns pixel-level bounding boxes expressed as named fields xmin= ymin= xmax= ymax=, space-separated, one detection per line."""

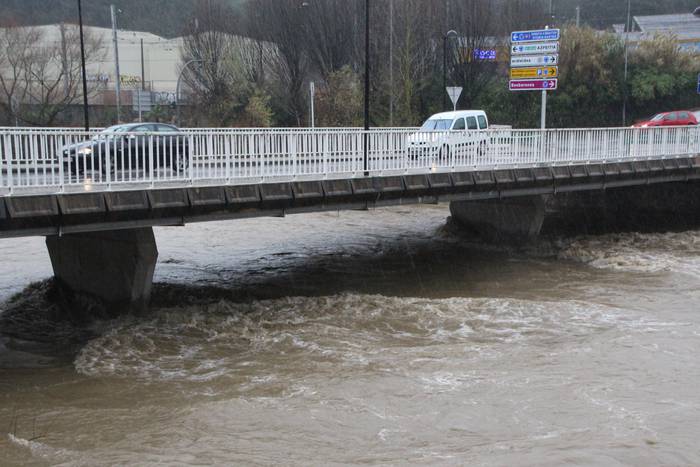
xmin=407 ymin=110 xmax=492 ymax=165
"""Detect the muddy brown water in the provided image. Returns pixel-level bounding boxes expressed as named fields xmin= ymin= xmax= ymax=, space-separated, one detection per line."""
xmin=1 ymin=205 xmax=699 ymax=466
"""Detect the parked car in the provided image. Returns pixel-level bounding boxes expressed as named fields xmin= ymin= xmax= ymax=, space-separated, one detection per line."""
xmin=407 ymin=110 xmax=490 ymax=164
xmin=62 ymin=122 xmax=188 ymax=175
xmin=632 ymin=111 xmax=698 ymax=128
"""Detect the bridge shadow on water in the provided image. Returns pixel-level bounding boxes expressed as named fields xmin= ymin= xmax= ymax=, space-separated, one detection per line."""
xmin=1 ymin=194 xmax=700 ymax=367
xmin=0 ymin=218 xmax=564 ymax=361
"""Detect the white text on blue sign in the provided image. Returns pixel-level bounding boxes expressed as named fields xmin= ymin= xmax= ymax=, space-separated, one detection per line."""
xmin=511 ymin=29 xmax=561 ymax=43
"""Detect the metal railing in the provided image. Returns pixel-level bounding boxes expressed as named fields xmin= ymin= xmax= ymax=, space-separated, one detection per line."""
xmin=1 ymin=126 xmax=698 ymax=196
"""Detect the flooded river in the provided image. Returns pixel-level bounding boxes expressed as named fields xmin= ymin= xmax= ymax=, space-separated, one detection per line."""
xmin=1 ymin=205 xmax=699 ymax=466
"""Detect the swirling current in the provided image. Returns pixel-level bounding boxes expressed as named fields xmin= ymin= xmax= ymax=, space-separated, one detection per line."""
xmin=1 ymin=205 xmax=699 ymax=466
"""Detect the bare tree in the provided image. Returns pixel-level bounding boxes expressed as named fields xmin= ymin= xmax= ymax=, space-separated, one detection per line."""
xmin=245 ymin=0 xmax=310 ymax=126
xmin=390 ymin=0 xmax=437 ymax=124
xmin=447 ymin=1 xmax=501 ymax=108
xmin=0 ymin=23 xmax=104 ymax=126
xmin=180 ymin=0 xmax=247 ymax=126
xmin=301 ymin=0 xmax=362 ymax=78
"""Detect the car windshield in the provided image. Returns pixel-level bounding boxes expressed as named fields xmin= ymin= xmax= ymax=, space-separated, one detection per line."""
xmin=651 ymin=114 xmax=665 ymax=121
xmin=92 ymin=125 xmax=130 ymax=139
xmin=101 ymin=125 xmax=131 ymax=133
xmin=420 ymin=119 xmax=453 ymax=131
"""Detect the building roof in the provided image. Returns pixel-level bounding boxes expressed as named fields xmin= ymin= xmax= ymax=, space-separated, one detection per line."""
xmin=613 ymin=13 xmax=700 ymax=48
xmin=634 ymin=13 xmax=700 ymax=35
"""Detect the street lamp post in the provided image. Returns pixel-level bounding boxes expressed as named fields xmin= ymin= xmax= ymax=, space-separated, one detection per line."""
xmin=443 ymin=30 xmax=458 ymax=111
xmin=363 ymin=0 xmax=370 ymax=175
xmin=110 ymin=4 xmax=122 ymax=123
xmin=176 ymin=59 xmax=203 ymax=126
xmin=622 ymin=0 xmax=631 ymax=126
xmin=77 ymin=0 xmax=90 ymax=131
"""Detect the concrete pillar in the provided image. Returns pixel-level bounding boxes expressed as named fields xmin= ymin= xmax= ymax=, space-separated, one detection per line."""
xmin=449 ymin=196 xmax=546 ymax=242
xmin=46 ymin=228 xmax=158 ymax=312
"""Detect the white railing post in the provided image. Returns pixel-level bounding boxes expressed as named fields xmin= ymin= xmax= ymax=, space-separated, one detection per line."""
xmin=291 ymin=132 xmax=297 ymax=178
xmin=2 ymin=133 xmax=10 ymax=194
xmin=148 ymin=132 xmax=154 ymax=187
xmin=0 ymin=126 xmax=694 ymax=196
xmin=105 ymin=135 xmax=113 ymax=186
xmin=661 ymin=128 xmax=668 ymax=158
xmin=225 ymin=133 xmax=232 ymax=183
xmin=323 ymin=132 xmax=329 ymax=177
xmin=188 ymin=133 xmax=194 ymax=184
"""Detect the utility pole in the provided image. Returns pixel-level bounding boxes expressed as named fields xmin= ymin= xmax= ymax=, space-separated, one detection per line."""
xmin=541 ymin=26 xmax=549 ymax=129
xmin=77 ymin=0 xmax=90 ymax=131
xmin=443 ymin=30 xmax=458 ymax=111
xmin=623 ymin=0 xmax=631 ymax=126
xmin=111 ymin=4 xmax=122 ymax=123
xmin=60 ymin=23 xmax=69 ymax=95
xmin=389 ymin=0 xmax=394 ymax=127
xmin=309 ymin=82 xmax=315 ymax=128
xmin=576 ymin=6 xmax=581 ymax=27
xmin=139 ymin=38 xmax=145 ymax=122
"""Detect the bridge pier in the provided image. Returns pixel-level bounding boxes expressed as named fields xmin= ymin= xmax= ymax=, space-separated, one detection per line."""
xmin=46 ymin=228 xmax=158 ymax=313
xmin=449 ymin=196 xmax=546 ymax=242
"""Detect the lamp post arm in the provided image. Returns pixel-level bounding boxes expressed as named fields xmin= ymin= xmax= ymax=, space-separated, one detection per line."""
xmin=176 ymin=59 xmax=203 ymax=126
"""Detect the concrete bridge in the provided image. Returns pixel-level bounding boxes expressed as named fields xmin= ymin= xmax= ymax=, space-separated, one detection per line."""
xmin=1 ymin=126 xmax=699 ymax=311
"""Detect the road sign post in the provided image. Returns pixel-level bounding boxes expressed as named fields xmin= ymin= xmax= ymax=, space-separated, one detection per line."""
xmin=541 ymin=89 xmax=547 ymax=130
xmin=446 ymin=86 xmax=462 ymax=112
xmin=511 ymin=55 xmax=558 ymax=67
xmin=511 ymin=29 xmax=561 ymax=43
xmin=510 ymin=66 xmax=558 ymax=79
xmin=509 ymin=79 xmax=558 ymax=91
xmin=510 ymin=26 xmax=560 ymax=129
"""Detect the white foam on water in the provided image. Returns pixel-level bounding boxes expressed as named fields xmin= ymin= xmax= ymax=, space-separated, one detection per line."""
xmin=6 ymin=433 xmax=78 ymax=464
xmin=73 ymin=294 xmax=674 ymax=383
xmin=559 ymin=230 xmax=700 ymax=277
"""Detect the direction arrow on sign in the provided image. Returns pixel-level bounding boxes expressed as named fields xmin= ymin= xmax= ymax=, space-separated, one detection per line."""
xmin=511 ymin=55 xmax=559 ymax=68
xmin=509 ymin=79 xmax=558 ymax=92
xmin=510 ymin=66 xmax=559 ymax=80
xmin=511 ymin=29 xmax=561 ymax=43
xmin=511 ymin=42 xmax=560 ymax=55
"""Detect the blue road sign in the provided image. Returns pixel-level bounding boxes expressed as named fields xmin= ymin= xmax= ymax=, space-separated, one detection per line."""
xmin=511 ymin=29 xmax=561 ymax=43
xmin=697 ymin=74 xmax=700 ymax=94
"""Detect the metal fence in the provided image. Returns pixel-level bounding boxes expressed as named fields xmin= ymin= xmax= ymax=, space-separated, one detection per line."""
xmin=1 ymin=126 xmax=698 ymax=196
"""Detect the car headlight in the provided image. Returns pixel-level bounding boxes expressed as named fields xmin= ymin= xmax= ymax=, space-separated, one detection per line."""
xmin=77 ymin=147 xmax=93 ymax=155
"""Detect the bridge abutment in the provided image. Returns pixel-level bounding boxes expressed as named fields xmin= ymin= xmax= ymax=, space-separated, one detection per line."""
xmin=46 ymin=228 xmax=158 ymax=313
xmin=449 ymin=196 xmax=546 ymax=242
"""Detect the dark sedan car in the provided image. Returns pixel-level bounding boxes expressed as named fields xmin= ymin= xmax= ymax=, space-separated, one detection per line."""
xmin=62 ymin=123 xmax=189 ymax=177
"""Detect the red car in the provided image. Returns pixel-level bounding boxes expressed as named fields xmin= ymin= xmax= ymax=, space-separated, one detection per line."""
xmin=633 ymin=111 xmax=698 ymax=127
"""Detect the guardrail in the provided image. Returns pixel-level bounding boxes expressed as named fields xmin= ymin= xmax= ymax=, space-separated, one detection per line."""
xmin=1 ymin=126 xmax=698 ymax=196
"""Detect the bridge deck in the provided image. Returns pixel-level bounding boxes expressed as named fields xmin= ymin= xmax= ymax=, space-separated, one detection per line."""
xmin=1 ymin=126 xmax=698 ymax=196
xmin=1 ymin=126 xmax=699 ymax=237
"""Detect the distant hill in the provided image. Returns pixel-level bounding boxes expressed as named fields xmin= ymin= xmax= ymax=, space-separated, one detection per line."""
xmin=1 ymin=0 xmax=698 ymax=37
xmin=0 ymin=0 xmax=247 ymax=38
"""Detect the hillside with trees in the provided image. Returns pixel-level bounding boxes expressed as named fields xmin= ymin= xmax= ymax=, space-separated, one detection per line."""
xmin=173 ymin=0 xmax=700 ymax=129
xmin=1 ymin=0 xmax=699 ymax=128
xmin=1 ymin=0 xmax=698 ymax=38
xmin=0 ymin=0 xmax=246 ymax=37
